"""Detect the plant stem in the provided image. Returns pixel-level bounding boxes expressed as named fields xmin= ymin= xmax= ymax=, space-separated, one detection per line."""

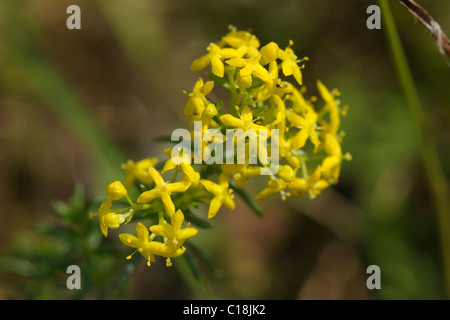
xmin=380 ymin=0 xmax=450 ymax=298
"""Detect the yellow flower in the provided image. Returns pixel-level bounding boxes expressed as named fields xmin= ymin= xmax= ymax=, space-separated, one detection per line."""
xmin=221 ymin=163 xmax=261 ymax=188
xmin=255 ymin=61 xmax=292 ymax=102
xmin=161 ymin=155 xmax=201 ymax=188
xmin=97 ymin=197 xmax=113 ymax=237
xmin=150 ymin=209 xmax=198 ymax=253
xmin=102 ymin=212 xmax=127 ymax=230
xmin=122 ymin=158 xmax=158 ymax=189
xmin=278 ymin=122 xmax=301 ymax=169
xmin=259 ymin=42 xmax=279 ymax=65
xmin=254 ymin=178 xmax=288 ymax=200
xmin=190 ymin=43 xmax=240 ymax=77
xmin=106 ymin=181 xmax=127 ymax=200
xmin=267 ymin=93 xmax=287 ymax=127
xmin=286 ymin=109 xmax=320 ymax=152
xmin=288 ymin=87 xmax=315 ymax=114
xmin=221 ymin=27 xmax=260 ymax=53
xmin=278 ymin=40 xmax=307 ymax=86
xmin=317 ymin=80 xmax=340 ymax=136
xmin=183 ymin=78 xmax=214 ymax=117
xmin=137 ymin=167 xmax=191 ymax=217
xmin=96 ymin=181 xmax=128 ymax=237
xmin=200 ymin=173 xmax=235 ymax=218
xmin=288 ymin=166 xmax=330 ymax=199
xmin=220 ymin=105 xmax=266 ymax=132
xmin=226 ymin=55 xmax=273 ymax=84
xmin=278 ymin=165 xmax=296 ymax=182
xmin=321 ymin=134 xmax=351 ymax=183
xmin=119 ymin=222 xmax=158 ymax=267
xmin=181 ymin=163 xmax=201 ymax=187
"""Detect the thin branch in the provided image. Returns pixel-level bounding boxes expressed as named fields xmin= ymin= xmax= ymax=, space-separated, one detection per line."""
xmin=395 ymin=0 xmax=450 ymax=56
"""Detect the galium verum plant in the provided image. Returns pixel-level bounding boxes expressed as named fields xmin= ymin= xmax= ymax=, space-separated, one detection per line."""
xmin=91 ymin=26 xmax=351 ymax=269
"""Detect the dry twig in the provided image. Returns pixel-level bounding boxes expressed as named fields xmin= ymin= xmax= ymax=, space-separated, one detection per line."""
xmin=395 ymin=0 xmax=450 ymax=56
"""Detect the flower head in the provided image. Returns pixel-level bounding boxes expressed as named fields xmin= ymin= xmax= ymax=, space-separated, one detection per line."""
xmin=278 ymin=40 xmax=308 ymax=86
xmin=190 ymin=43 xmax=240 ymax=77
xmin=122 ymin=158 xmax=158 ymax=189
xmin=119 ymin=222 xmax=157 ymax=267
xmin=200 ymin=173 xmax=235 ymax=218
xmin=106 ymin=181 xmax=127 ymax=200
xmin=137 ymin=167 xmax=190 ymax=216
xmin=150 ymin=209 xmax=198 ymax=253
xmin=288 ymin=166 xmax=330 ymax=199
xmin=184 ymin=78 xmax=214 ymax=118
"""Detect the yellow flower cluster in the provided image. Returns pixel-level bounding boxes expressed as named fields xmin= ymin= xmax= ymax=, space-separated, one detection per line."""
xmin=91 ymin=26 xmax=350 ymax=268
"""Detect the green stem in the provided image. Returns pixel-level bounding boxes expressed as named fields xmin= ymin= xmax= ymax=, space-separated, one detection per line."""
xmin=113 ymin=207 xmax=133 ymax=215
xmin=226 ymin=67 xmax=240 ymax=115
xmin=380 ymin=0 xmax=450 ymax=298
xmin=131 ymin=204 xmax=151 ymax=211
xmin=169 ymin=166 xmax=180 ymax=183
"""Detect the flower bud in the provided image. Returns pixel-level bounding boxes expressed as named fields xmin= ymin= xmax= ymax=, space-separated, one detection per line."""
xmin=260 ymin=42 xmax=279 ymax=65
xmin=106 ymin=181 xmax=127 ymax=200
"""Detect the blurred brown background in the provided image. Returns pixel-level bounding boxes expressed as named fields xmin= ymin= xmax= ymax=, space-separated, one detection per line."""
xmin=0 ymin=0 xmax=449 ymax=299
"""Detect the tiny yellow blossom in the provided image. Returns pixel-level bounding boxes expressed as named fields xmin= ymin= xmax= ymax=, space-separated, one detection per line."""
xmin=190 ymin=43 xmax=240 ymax=77
xmin=103 ymin=212 xmax=127 ymax=230
xmin=255 ymin=61 xmax=292 ymax=102
xmin=106 ymin=181 xmax=127 ymax=200
xmin=317 ymin=80 xmax=340 ymax=136
xmin=122 ymin=158 xmax=158 ymax=189
xmin=222 ymin=27 xmax=260 ymax=53
xmin=278 ymin=40 xmax=307 ymax=86
xmin=226 ymin=55 xmax=273 ymax=84
xmin=184 ymin=78 xmax=214 ymax=117
xmin=97 ymin=197 xmax=113 ymax=237
xmin=220 ymin=105 xmax=266 ymax=132
xmin=119 ymin=222 xmax=157 ymax=267
xmin=150 ymin=209 xmax=198 ymax=253
xmin=259 ymin=42 xmax=280 ymax=65
xmin=278 ymin=165 xmax=296 ymax=182
xmin=289 ymin=166 xmax=330 ymax=199
xmin=254 ymin=178 xmax=288 ymax=200
xmin=200 ymin=173 xmax=235 ymax=218
xmin=137 ymin=167 xmax=190 ymax=216
xmin=286 ymin=109 xmax=320 ymax=152
xmin=221 ymin=163 xmax=261 ymax=188
xmin=321 ymin=134 xmax=352 ymax=183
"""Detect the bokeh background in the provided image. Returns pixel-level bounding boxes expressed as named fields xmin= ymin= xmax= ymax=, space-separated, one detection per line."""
xmin=0 ymin=0 xmax=449 ymax=300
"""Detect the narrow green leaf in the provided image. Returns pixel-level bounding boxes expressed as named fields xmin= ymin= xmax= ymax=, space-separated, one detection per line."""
xmin=182 ymin=249 xmax=205 ymax=285
xmin=185 ymin=240 xmax=220 ymax=275
xmin=183 ymin=209 xmax=213 ymax=229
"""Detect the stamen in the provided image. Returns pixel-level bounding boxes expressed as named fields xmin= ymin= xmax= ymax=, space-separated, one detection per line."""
xmin=126 ymin=249 xmax=139 ymax=260
xmin=234 ymin=105 xmax=242 ymax=119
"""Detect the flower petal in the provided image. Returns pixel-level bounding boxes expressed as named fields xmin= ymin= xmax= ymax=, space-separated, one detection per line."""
xmin=137 ymin=189 xmax=160 ymax=203
xmin=190 ymin=55 xmax=211 ymax=71
xmin=148 ymin=167 xmax=165 ymax=187
xmin=220 ymin=114 xmax=245 ymax=128
xmin=161 ymin=193 xmax=176 ymax=217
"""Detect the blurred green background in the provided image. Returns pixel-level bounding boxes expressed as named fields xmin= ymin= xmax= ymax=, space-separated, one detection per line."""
xmin=0 ymin=0 xmax=449 ymax=300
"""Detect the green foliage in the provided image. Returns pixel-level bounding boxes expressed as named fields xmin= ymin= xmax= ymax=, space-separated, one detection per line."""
xmin=0 ymin=186 xmax=133 ymax=299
